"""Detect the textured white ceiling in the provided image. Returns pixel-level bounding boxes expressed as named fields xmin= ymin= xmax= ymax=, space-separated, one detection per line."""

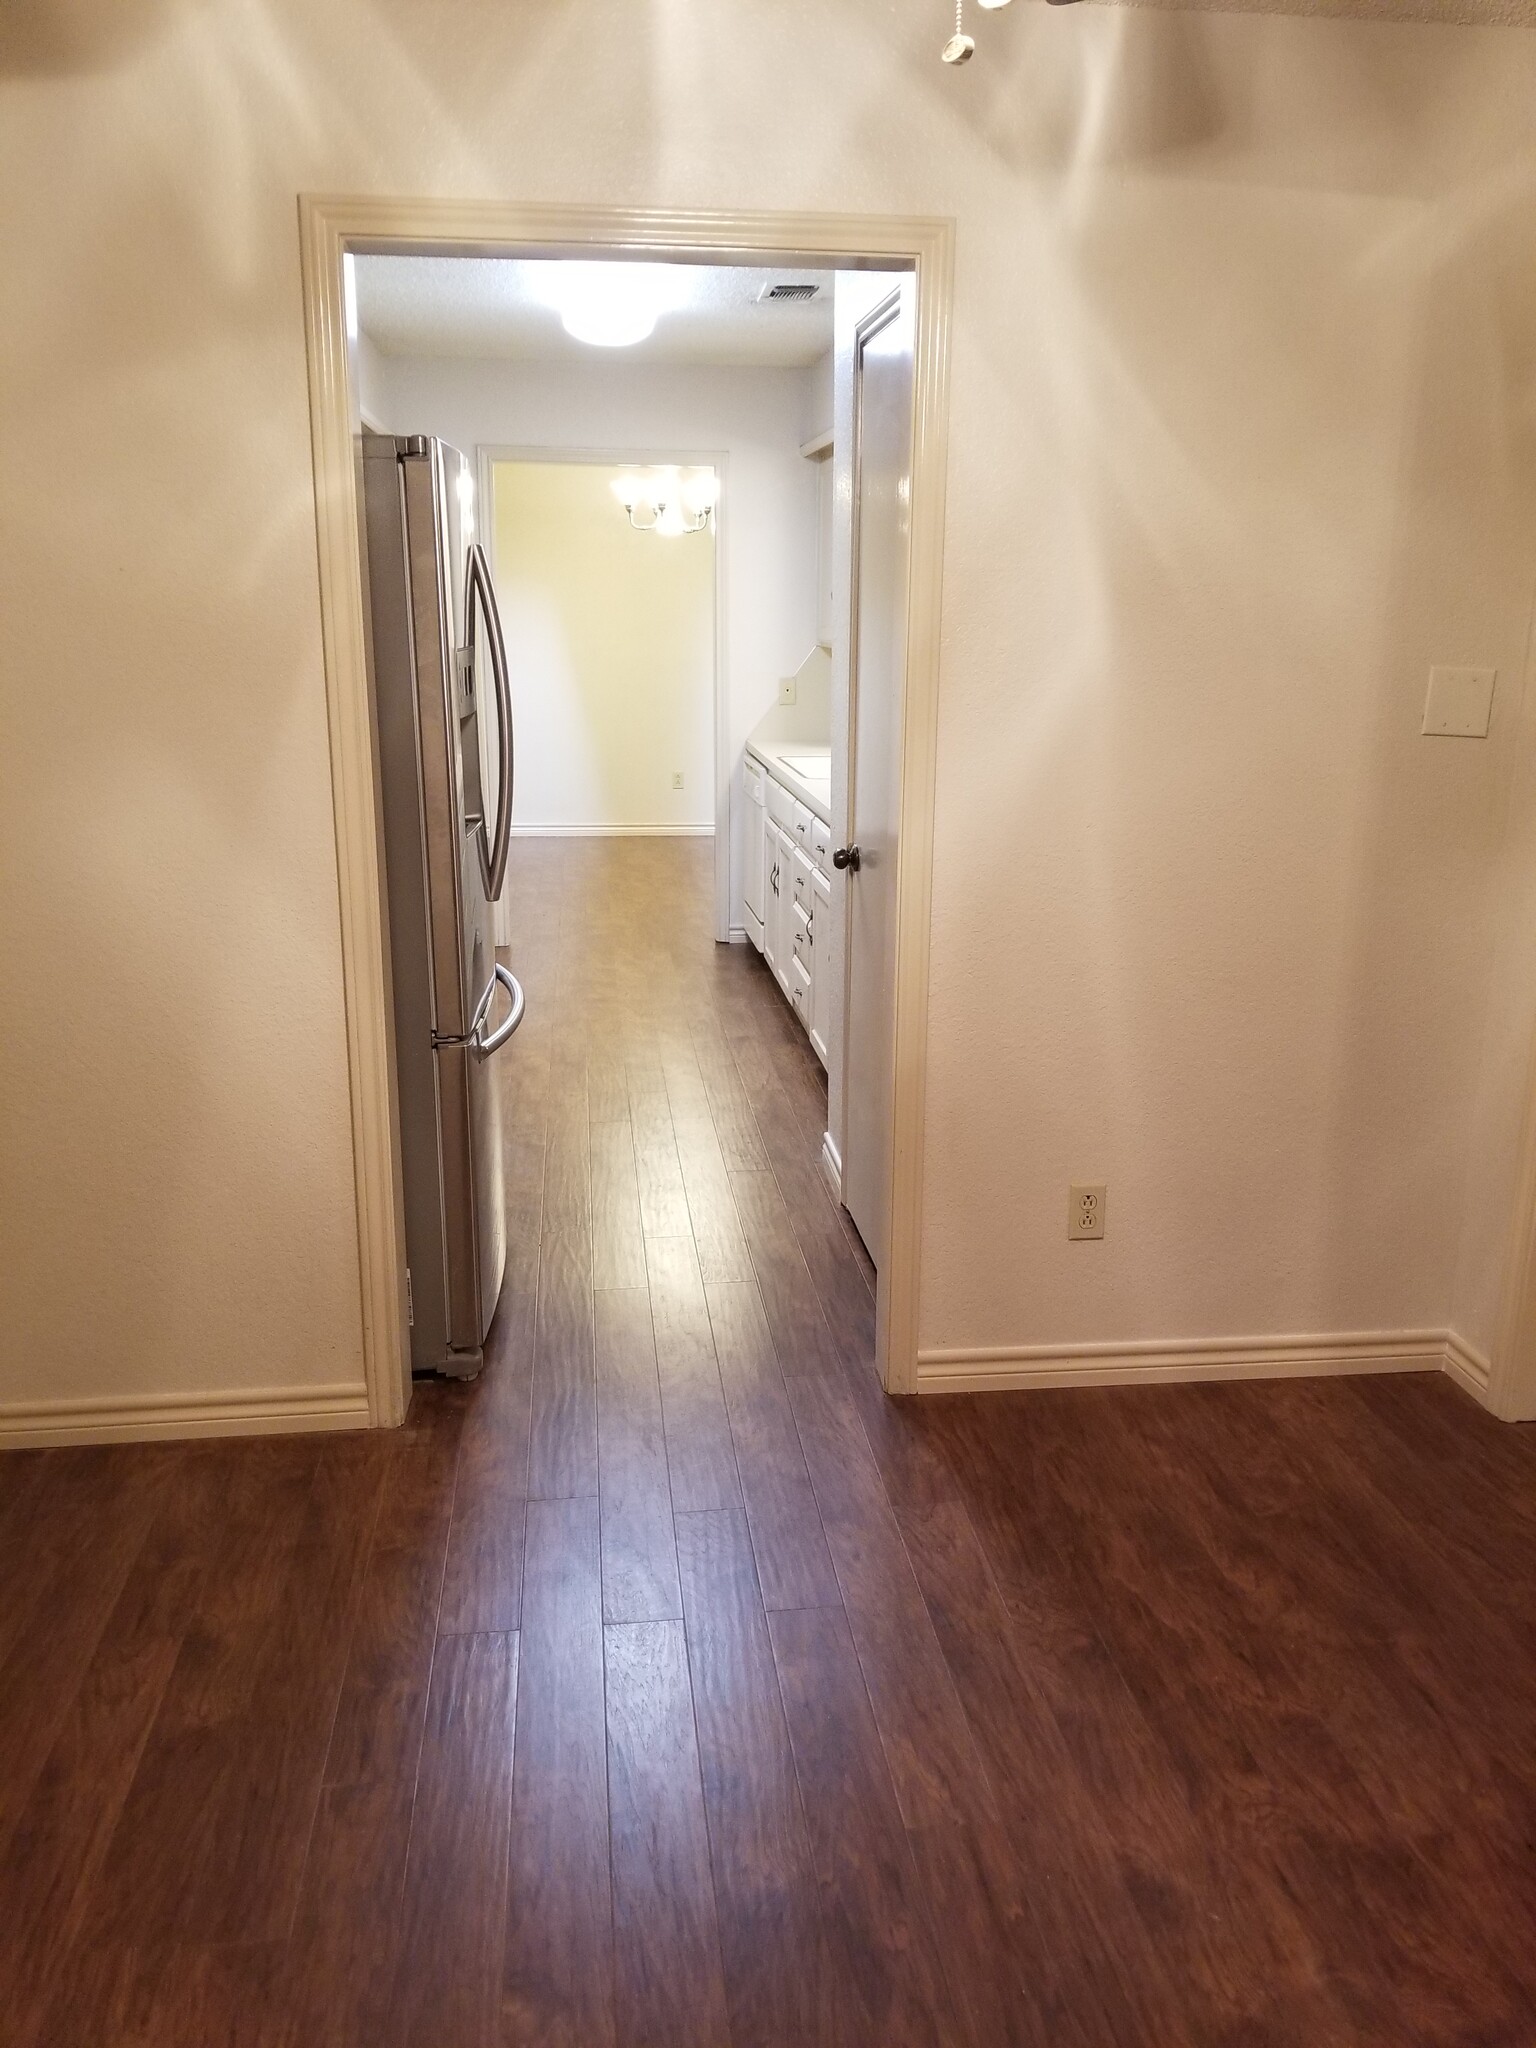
xmin=1046 ymin=0 xmax=1535 ymax=21
xmin=354 ymin=258 xmax=837 ymax=368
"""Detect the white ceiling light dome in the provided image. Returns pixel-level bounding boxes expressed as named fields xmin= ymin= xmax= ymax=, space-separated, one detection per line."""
xmin=543 ymin=261 xmax=692 ymax=348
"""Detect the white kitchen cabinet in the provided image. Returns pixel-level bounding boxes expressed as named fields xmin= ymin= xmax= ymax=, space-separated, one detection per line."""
xmin=809 ymin=864 xmax=832 ymax=1065
xmin=762 ymin=816 xmax=794 ymax=994
xmin=743 ymin=758 xmax=766 ymax=948
xmin=747 ymin=747 xmax=832 ymax=1070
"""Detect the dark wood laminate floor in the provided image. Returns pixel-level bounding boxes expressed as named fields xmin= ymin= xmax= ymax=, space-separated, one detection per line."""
xmin=5 ymin=836 xmax=1536 ymax=2045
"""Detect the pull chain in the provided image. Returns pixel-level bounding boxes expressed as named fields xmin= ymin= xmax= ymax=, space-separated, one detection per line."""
xmin=942 ymin=0 xmax=975 ymax=64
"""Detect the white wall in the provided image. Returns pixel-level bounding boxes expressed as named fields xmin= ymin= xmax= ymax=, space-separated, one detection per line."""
xmin=801 ymin=346 xmax=834 ymax=447
xmin=368 ymin=351 xmax=818 ymax=928
xmin=4 ymin=0 xmax=1536 ymax=1429
xmin=490 ymin=459 xmax=716 ymax=831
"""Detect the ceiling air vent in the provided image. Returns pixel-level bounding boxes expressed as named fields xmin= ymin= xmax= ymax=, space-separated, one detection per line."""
xmin=759 ymin=283 xmax=820 ymax=302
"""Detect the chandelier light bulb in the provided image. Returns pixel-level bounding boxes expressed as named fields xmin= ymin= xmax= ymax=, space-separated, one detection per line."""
xmin=612 ymin=466 xmax=718 ymax=535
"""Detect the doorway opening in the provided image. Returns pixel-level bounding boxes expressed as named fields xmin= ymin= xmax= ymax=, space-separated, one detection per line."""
xmin=301 ymin=203 xmax=952 ymax=1422
xmin=482 ymin=453 xmax=720 ymax=853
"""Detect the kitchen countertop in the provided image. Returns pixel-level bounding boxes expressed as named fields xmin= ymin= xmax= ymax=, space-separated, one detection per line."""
xmin=747 ymin=737 xmax=832 ymax=826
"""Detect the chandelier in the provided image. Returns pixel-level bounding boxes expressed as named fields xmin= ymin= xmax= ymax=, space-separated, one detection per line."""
xmin=611 ymin=467 xmax=718 ymax=537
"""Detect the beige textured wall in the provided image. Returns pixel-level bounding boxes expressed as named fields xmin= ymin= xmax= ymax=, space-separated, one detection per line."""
xmin=492 ymin=462 xmax=716 ymax=831
xmin=2 ymin=0 xmax=1535 ymax=1417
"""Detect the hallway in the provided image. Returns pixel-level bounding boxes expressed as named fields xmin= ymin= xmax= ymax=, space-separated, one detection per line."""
xmin=4 ymin=838 xmax=1536 ymax=2046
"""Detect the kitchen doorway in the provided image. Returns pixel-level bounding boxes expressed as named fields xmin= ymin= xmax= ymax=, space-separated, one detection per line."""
xmin=300 ymin=201 xmax=952 ymax=1419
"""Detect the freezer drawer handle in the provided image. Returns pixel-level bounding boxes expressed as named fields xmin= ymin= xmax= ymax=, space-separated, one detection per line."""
xmin=466 ymin=542 xmax=514 ymax=905
xmin=474 ymin=962 xmax=525 ymax=1059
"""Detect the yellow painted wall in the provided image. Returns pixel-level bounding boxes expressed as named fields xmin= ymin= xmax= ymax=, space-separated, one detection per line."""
xmin=491 ymin=463 xmax=715 ymax=832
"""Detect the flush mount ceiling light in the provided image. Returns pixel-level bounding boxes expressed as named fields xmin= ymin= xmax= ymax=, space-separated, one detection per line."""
xmin=611 ymin=467 xmax=718 ymax=536
xmin=543 ymin=261 xmax=690 ymax=348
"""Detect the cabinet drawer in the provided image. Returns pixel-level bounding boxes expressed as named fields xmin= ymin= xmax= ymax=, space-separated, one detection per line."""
xmin=792 ymin=801 xmax=815 ymax=850
xmin=745 ymin=760 xmax=764 ymax=809
xmin=792 ymin=848 xmax=815 ymax=916
xmin=809 ymin=814 xmax=831 ymax=869
xmin=765 ymin=772 xmax=796 ymax=831
xmin=791 ymin=902 xmax=812 ymax=974
xmin=789 ymin=955 xmax=811 ymax=1022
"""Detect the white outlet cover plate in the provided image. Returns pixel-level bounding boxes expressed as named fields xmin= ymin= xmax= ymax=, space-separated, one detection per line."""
xmin=1069 ymin=1184 xmax=1106 ymax=1241
xmin=1423 ymin=666 xmax=1496 ymax=738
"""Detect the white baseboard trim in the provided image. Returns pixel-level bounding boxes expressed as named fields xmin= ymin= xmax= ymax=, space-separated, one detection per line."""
xmin=1443 ymin=1331 xmax=1493 ymax=1400
xmin=727 ymin=924 xmax=748 ymax=944
xmin=915 ymin=1328 xmax=1452 ymax=1396
xmin=507 ymin=825 xmax=714 ymax=838
xmin=0 ymin=1382 xmax=372 ymax=1448
xmin=820 ymin=1130 xmax=843 ymax=1203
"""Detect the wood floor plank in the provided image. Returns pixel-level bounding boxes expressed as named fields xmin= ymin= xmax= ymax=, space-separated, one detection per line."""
xmin=729 ymin=1032 xmax=876 ymax=1366
xmin=1125 ymin=1383 xmax=1536 ymax=2033
xmin=676 ymin=1509 xmax=831 ymax=2048
xmin=646 ymin=1234 xmax=741 ymax=1513
xmin=0 ymin=1627 xmax=179 ymax=2048
xmin=782 ymin=1370 xmax=1055 ymax=2048
xmin=503 ymin=1497 xmax=616 ymax=2048
xmin=586 ymin=1053 xmax=630 ymax=1124
xmin=31 ymin=1934 xmax=291 ymax=2048
xmin=89 ymin=1438 xmax=386 ymax=1950
xmin=594 ymin=1286 xmax=682 ymax=1623
xmin=730 ymin=1168 xmax=845 ymax=1381
xmin=388 ymin=1630 xmax=519 ymax=2048
xmin=541 ymin=1082 xmax=590 ymax=1239
xmin=692 ymin=1026 xmax=770 ymax=1173
xmin=502 ymin=1130 xmax=547 ymax=1296
xmin=628 ymin=1060 xmax=692 ymax=1238
xmin=841 ymin=1383 xmax=1167 ymax=2048
xmin=767 ymin=1604 xmax=953 ymax=2048
xmin=439 ymin=1289 xmax=534 ymax=1636
xmin=528 ymin=1229 xmax=597 ymax=1501
xmin=605 ymin=1619 xmax=732 ymax=2048
xmin=0 ymin=1450 xmax=169 ymax=1856
xmin=590 ymin=1118 xmax=648 ymax=1291
xmin=284 ymin=1779 xmax=417 ymax=2048
xmin=933 ymin=1393 xmax=1348 ymax=2048
xmin=705 ymin=1280 xmax=841 ymax=1611
xmin=672 ymin=1114 xmax=756 ymax=1285
xmin=324 ymin=1412 xmax=462 ymax=1789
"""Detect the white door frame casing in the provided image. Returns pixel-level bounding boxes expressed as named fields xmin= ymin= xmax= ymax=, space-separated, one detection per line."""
xmin=298 ymin=197 xmax=955 ymax=1419
xmin=475 ymin=444 xmax=727 ymax=934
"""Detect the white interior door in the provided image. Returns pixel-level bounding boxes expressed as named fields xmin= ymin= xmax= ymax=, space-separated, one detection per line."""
xmin=841 ymin=284 xmax=914 ymax=1273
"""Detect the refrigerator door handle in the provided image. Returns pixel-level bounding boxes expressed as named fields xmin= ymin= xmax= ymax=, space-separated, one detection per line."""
xmin=465 ymin=541 xmax=514 ymax=904
xmin=473 ymin=962 xmax=525 ymax=1060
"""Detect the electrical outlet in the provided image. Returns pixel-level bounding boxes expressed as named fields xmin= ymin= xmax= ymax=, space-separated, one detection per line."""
xmin=778 ymin=674 xmax=797 ymax=706
xmin=1068 ymin=1185 xmax=1106 ymax=1240
xmin=672 ymin=771 xmax=684 ymax=790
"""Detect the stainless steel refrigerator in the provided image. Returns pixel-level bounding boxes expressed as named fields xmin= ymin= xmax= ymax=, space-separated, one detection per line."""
xmin=361 ymin=433 xmax=522 ymax=1379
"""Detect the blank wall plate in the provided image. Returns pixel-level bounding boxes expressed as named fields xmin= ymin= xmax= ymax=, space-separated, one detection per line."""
xmin=1423 ymin=666 xmax=1496 ymax=738
xmin=778 ymin=674 xmax=797 ymax=706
